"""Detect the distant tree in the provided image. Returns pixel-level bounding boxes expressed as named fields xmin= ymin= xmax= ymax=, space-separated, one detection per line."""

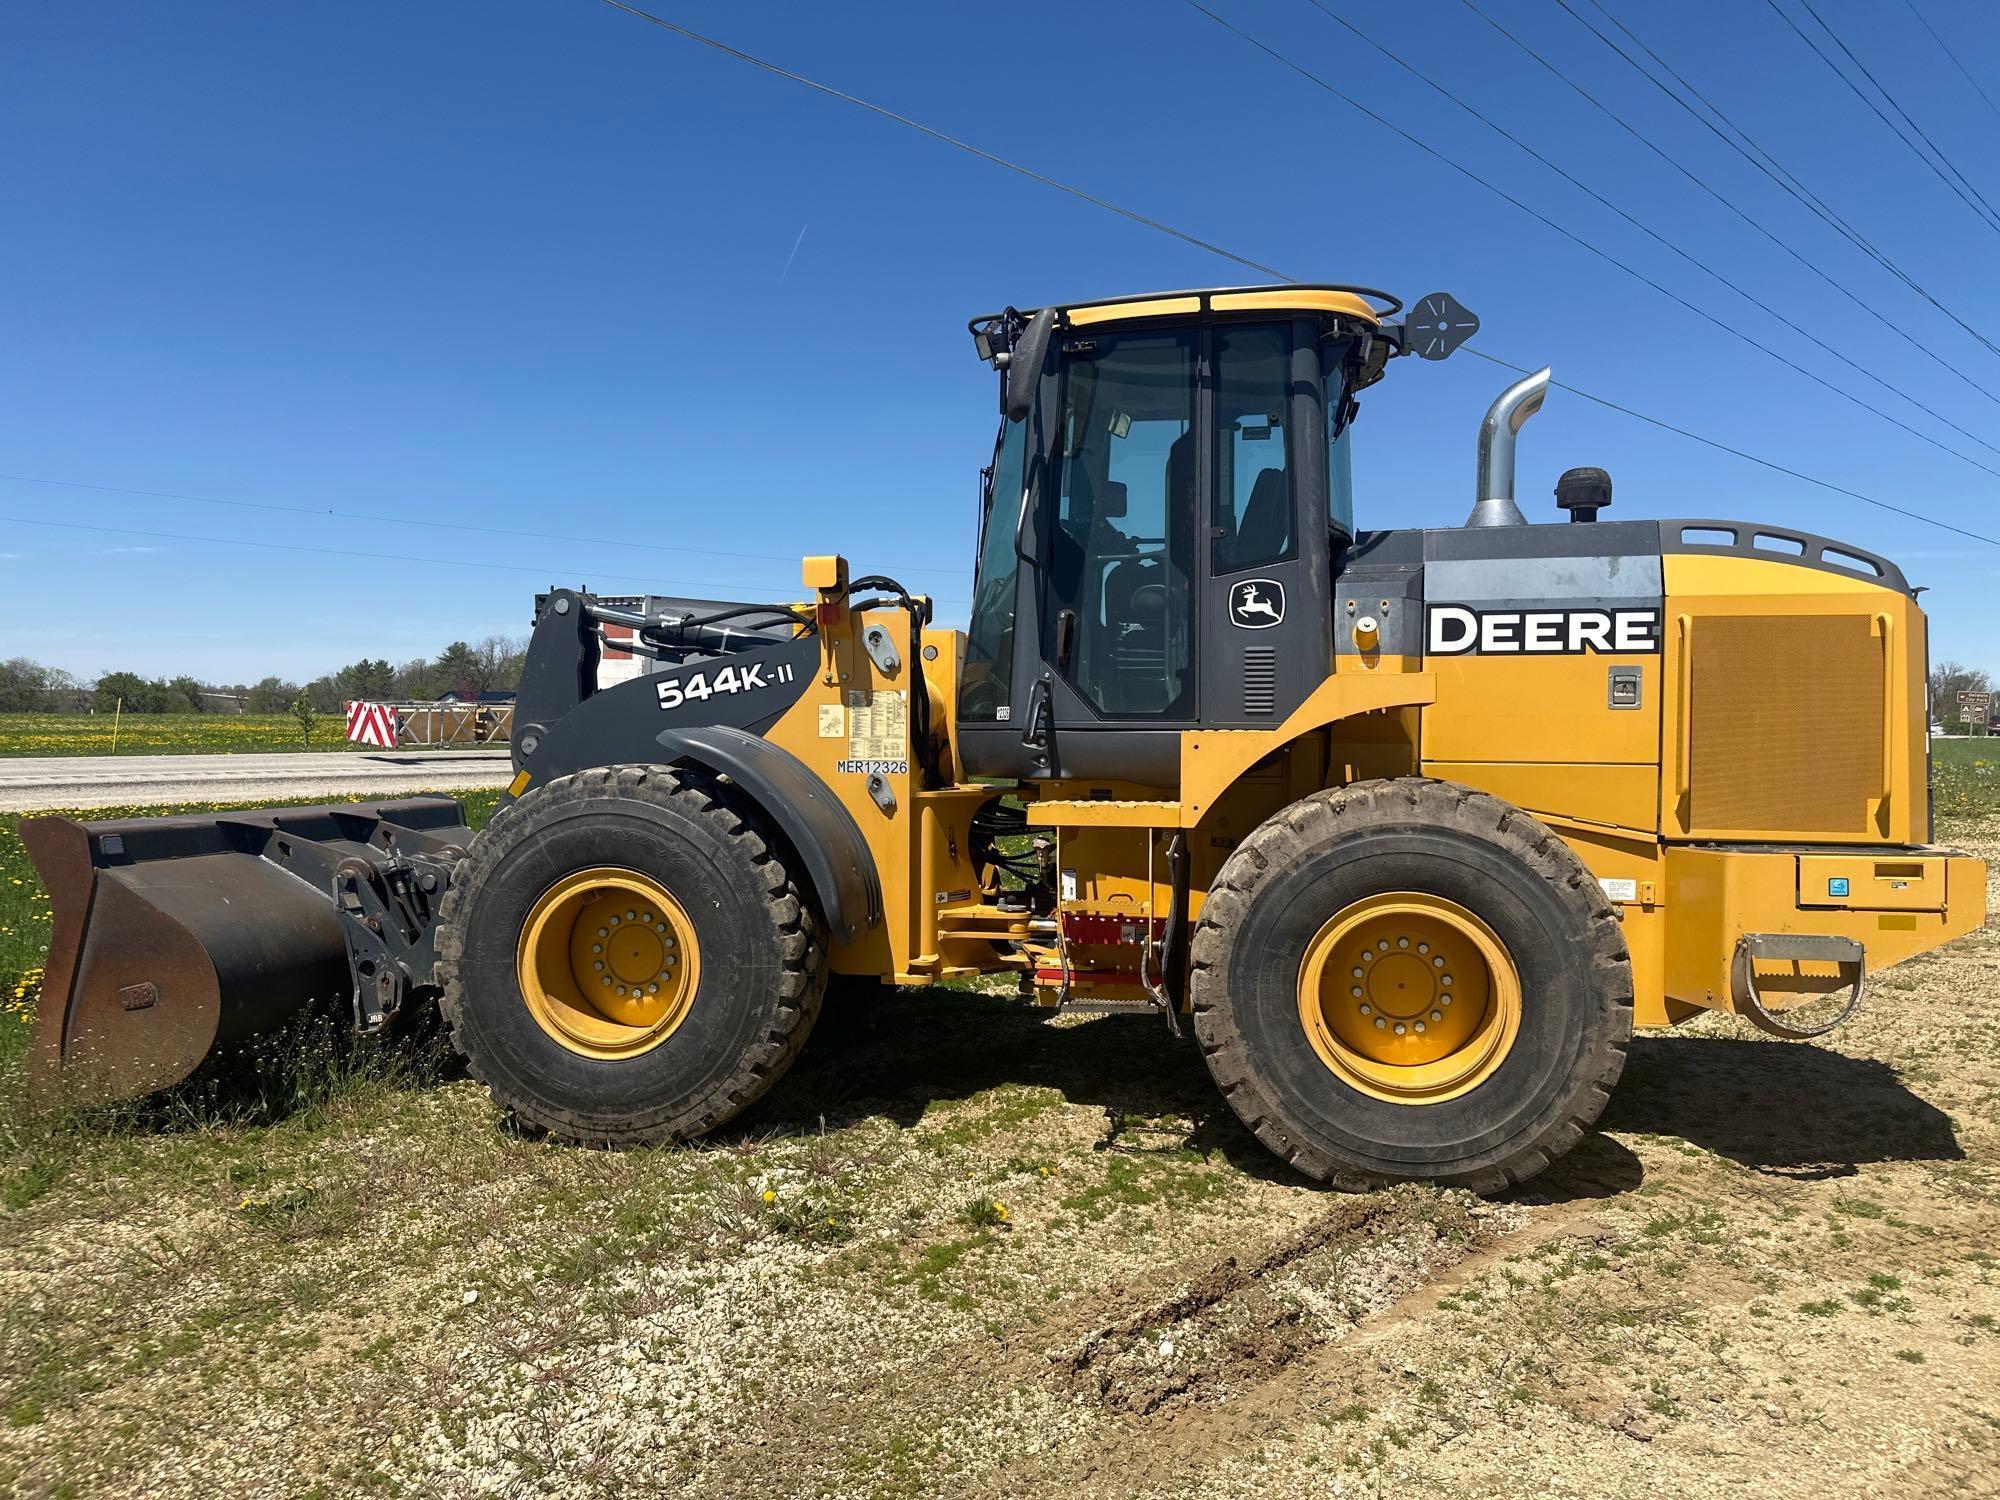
xmin=305 ymin=674 xmax=342 ymax=714
xmin=474 ymin=634 xmax=529 ymax=693
xmin=391 ymin=657 xmax=439 ymax=701
xmin=334 ymin=657 xmax=395 ymax=702
xmin=1928 ymin=661 xmax=1991 ymax=724
xmin=246 ymin=676 xmax=300 ymax=714
xmin=94 ymin=670 xmax=154 ymax=713
xmin=0 ymin=657 xmax=77 ymax=713
xmin=290 ymin=695 xmax=317 ymax=749
xmin=167 ymin=675 xmax=207 ymax=713
xmin=432 ymin=641 xmax=482 ymax=699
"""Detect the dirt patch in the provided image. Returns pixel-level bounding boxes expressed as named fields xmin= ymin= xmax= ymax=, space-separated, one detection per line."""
xmin=1 ymin=818 xmax=1997 ymax=1497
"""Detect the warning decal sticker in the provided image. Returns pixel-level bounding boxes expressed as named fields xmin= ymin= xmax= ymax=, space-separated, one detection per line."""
xmin=845 ymin=690 xmax=907 ymax=765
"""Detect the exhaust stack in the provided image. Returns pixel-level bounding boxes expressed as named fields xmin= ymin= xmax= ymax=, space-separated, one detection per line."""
xmin=1466 ymin=366 xmax=1551 ymax=528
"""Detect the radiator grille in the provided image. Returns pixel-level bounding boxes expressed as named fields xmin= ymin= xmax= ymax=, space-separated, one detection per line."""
xmin=1243 ymin=648 xmax=1277 ymax=716
xmin=1689 ymin=614 xmax=1882 ymax=834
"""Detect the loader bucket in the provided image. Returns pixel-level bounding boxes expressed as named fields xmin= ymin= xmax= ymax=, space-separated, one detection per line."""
xmin=18 ymin=797 xmax=471 ymax=1104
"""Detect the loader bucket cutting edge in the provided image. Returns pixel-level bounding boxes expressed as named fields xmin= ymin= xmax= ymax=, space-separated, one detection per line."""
xmin=18 ymin=796 xmax=471 ymax=1104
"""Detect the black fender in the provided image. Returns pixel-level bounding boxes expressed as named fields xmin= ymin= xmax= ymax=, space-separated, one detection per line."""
xmin=654 ymin=725 xmax=883 ymax=945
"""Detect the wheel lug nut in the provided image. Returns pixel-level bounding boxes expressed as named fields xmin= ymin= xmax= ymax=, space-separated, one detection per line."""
xmin=1431 ymin=1010 xmax=1443 ymax=1022
xmin=1350 ymin=986 xmax=1363 ymax=997
xmin=1359 ymin=1003 xmax=1372 ymax=1016
xmin=1374 ymin=1017 xmax=1387 ymax=1029
xmin=1394 ymin=1023 xmax=1406 ymax=1035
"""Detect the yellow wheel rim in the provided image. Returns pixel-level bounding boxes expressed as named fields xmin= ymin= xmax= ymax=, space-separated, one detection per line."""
xmin=515 ymin=866 xmax=702 ymax=1059
xmin=1297 ymin=891 xmax=1521 ymax=1105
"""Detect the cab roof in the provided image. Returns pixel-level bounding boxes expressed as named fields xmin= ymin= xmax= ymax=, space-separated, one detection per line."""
xmin=1052 ymin=283 xmax=1395 ymax=329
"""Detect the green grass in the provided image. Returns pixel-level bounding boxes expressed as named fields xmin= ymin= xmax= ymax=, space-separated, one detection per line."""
xmin=0 ymin=712 xmax=410 ymax=757
xmin=1928 ymin=736 xmax=2000 ymax=822
xmin=0 ymin=790 xmax=504 ymax=1109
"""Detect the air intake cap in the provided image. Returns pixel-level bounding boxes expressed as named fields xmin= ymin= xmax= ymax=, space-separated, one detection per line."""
xmin=1555 ymin=467 xmax=1612 ymax=523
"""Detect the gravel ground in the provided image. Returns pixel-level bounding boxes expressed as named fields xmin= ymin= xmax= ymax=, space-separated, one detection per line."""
xmin=0 ymin=820 xmax=1995 ymax=1497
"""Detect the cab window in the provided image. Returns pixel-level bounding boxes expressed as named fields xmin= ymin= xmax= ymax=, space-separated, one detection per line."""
xmin=1213 ymin=324 xmax=1295 ymax=573
xmin=1043 ymin=332 xmax=1197 ymax=718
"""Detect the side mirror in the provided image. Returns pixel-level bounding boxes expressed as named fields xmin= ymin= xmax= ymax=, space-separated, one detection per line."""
xmin=1004 ymin=307 xmax=1056 ymax=422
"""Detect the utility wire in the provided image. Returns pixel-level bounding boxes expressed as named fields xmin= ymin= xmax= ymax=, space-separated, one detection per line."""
xmin=1569 ymin=0 xmax=2000 ymax=361
xmin=1188 ymin=0 xmax=2000 ymax=481
xmin=0 ymin=472 xmax=973 ymax=575
xmin=591 ymin=0 xmax=1997 ymax=549
xmin=596 ymin=0 xmax=1288 ymax=284
xmin=1901 ymin=0 xmax=2000 ymax=123
xmin=1770 ymin=0 xmax=2000 ymax=236
xmin=0 ymin=513 xmax=802 ymax=593
xmin=0 ymin=516 xmax=976 ymax=604
xmin=1303 ymin=0 xmax=2000 ymax=464
xmin=1462 ymin=348 xmax=2000 ymax=546
xmin=1457 ymin=0 xmax=2000 ymax=414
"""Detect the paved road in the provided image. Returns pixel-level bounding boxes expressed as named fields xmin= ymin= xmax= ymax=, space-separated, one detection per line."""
xmin=0 ymin=748 xmax=515 ymax=813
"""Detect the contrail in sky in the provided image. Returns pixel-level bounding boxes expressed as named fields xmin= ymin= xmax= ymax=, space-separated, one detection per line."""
xmin=778 ymin=223 xmax=808 ymax=282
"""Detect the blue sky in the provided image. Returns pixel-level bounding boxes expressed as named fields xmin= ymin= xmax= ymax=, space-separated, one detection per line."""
xmin=4 ymin=0 xmax=1998 ymax=682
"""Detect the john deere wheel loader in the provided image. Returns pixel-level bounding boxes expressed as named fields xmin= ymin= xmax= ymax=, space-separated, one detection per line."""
xmin=22 ymin=284 xmax=1986 ymax=1190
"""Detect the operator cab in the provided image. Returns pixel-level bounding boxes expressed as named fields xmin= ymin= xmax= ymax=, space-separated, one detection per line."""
xmin=960 ymin=285 xmax=1475 ymax=786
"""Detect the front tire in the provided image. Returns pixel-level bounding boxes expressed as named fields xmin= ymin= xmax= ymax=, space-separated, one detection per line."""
xmin=435 ymin=765 xmax=825 ymax=1145
xmin=1190 ymin=778 xmax=1631 ymax=1192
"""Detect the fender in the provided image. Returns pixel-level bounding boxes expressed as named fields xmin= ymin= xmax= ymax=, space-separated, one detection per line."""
xmin=654 ymin=724 xmax=884 ymax=945
xmin=1178 ymin=670 xmax=1437 ymax=826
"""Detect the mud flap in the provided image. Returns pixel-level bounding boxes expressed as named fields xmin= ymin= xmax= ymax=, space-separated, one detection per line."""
xmin=19 ymin=797 xmax=470 ymax=1103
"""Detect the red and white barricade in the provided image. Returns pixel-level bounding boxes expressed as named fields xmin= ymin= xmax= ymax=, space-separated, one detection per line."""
xmin=345 ymin=700 xmax=399 ymax=748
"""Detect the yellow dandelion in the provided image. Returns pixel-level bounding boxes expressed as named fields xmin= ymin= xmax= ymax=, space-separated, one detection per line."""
xmin=761 ymin=1189 xmax=776 ymax=1204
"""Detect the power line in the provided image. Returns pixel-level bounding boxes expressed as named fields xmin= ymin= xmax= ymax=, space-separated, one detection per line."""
xmin=1901 ymin=0 xmax=2000 ymax=122
xmin=1568 ymin=0 xmax=2000 ymax=362
xmin=1186 ymin=0 xmax=2000 ymax=480
xmin=1769 ymin=0 xmax=2000 ymax=236
xmin=0 ymin=513 xmax=971 ymax=601
xmin=596 ymin=0 xmax=1288 ymax=284
xmin=1301 ymin=0 xmax=2000 ymax=464
xmin=1462 ymin=348 xmax=2000 ymax=546
xmin=590 ymin=0 xmax=1997 ymax=550
xmin=0 ymin=472 xmax=973 ymax=575
xmin=1456 ymin=0 xmax=2000 ymax=413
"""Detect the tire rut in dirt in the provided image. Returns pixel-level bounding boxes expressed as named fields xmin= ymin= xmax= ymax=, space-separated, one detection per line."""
xmin=434 ymin=764 xmax=825 ymax=1145
xmin=1057 ymin=1186 xmax=1501 ymax=1415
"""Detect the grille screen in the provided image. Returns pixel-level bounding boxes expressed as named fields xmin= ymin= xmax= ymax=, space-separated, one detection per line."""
xmin=1243 ymin=647 xmax=1277 ymax=715
xmin=1689 ymin=614 xmax=1882 ymax=834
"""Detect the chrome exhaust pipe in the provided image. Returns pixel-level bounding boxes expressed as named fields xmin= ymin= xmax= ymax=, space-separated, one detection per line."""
xmin=1466 ymin=366 xmax=1551 ymax=528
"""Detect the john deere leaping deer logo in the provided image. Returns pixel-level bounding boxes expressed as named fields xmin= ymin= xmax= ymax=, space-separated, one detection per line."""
xmin=1230 ymin=579 xmax=1286 ymax=629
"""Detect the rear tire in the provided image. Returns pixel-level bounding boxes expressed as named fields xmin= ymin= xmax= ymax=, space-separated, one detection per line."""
xmin=435 ymin=765 xmax=825 ymax=1145
xmin=1190 ymin=778 xmax=1631 ymax=1193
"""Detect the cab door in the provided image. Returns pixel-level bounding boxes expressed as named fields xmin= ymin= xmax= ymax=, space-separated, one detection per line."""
xmin=1031 ymin=328 xmax=1202 ymax=784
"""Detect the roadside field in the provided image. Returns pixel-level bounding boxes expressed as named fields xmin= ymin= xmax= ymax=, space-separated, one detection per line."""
xmin=0 ymin=713 xmax=382 ymax=757
xmin=1 ymin=769 xmax=1997 ymax=1498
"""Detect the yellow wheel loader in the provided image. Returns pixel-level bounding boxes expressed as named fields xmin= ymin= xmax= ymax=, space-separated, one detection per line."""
xmin=21 ymin=284 xmax=1986 ymax=1190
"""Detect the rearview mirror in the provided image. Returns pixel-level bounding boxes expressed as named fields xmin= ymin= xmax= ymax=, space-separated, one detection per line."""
xmin=1004 ymin=307 xmax=1056 ymax=422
